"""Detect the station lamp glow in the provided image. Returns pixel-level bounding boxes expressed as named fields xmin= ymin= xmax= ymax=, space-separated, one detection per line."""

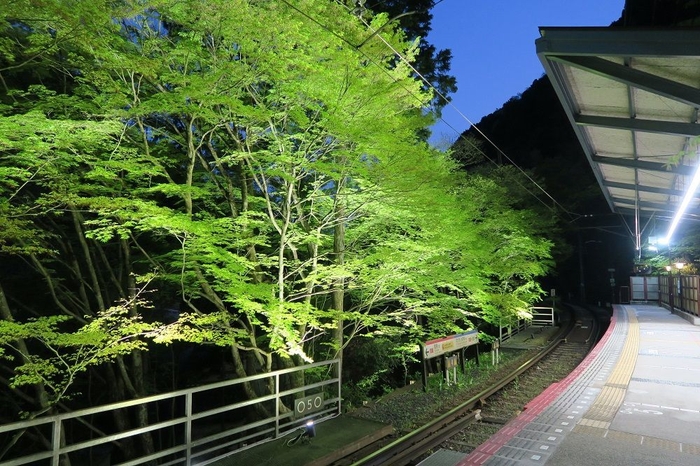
xmin=663 ymin=161 xmax=700 ymax=244
xmin=647 ymin=236 xmax=660 ymax=251
xmin=304 ymin=419 xmax=316 ymax=439
xmin=675 ymin=262 xmax=686 ymax=270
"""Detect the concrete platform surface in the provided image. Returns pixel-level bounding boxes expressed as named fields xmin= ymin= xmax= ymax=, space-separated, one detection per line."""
xmin=212 ymin=415 xmax=392 ymax=466
xmin=457 ymin=304 xmax=700 ymax=466
xmin=499 ymin=323 xmax=562 ymax=350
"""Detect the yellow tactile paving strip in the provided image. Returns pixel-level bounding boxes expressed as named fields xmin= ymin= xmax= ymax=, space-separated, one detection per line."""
xmin=578 ymin=306 xmax=639 ymax=430
xmin=574 ymin=306 xmax=700 ymax=456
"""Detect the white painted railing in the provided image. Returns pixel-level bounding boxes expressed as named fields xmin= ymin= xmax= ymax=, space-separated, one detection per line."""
xmin=530 ymin=306 xmax=555 ymax=326
xmin=498 ymin=307 xmax=555 ymax=344
xmin=498 ymin=316 xmax=531 ymax=343
xmin=0 ymin=359 xmax=341 ymax=466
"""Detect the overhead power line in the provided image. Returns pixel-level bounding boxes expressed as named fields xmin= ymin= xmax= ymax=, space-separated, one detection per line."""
xmin=280 ymin=0 xmax=581 ymax=221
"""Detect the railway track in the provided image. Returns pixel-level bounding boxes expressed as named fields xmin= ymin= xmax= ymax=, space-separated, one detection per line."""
xmin=345 ymin=304 xmax=602 ymax=466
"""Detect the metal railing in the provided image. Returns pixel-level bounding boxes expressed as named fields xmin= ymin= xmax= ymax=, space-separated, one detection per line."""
xmin=498 ymin=307 xmax=555 ymax=344
xmin=530 ymin=306 xmax=555 ymax=326
xmin=498 ymin=316 xmax=530 ymax=343
xmin=0 ymin=359 xmax=341 ymax=466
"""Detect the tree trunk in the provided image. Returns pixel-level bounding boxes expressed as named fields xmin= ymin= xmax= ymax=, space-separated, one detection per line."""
xmin=332 ymin=196 xmax=346 ymax=379
xmin=229 ymin=346 xmax=284 ymax=417
xmin=0 ymin=283 xmax=51 ymax=412
xmin=122 ymin=239 xmax=155 ymax=459
xmin=105 ymin=365 xmax=138 ymax=461
xmin=0 ymin=282 xmax=60 ymax=462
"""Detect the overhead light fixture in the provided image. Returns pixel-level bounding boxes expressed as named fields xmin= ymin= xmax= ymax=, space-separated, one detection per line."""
xmin=664 ymin=161 xmax=700 ymax=244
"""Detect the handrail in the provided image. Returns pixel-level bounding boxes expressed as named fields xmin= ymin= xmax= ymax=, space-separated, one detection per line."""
xmin=531 ymin=306 xmax=555 ymax=326
xmin=498 ymin=307 xmax=555 ymax=344
xmin=0 ymin=359 xmax=341 ymax=466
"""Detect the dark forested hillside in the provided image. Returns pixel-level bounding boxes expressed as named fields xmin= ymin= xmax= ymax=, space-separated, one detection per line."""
xmin=452 ymin=76 xmax=605 ymax=215
xmin=615 ymin=0 xmax=700 ymax=26
xmin=451 ymin=0 xmax=700 ymax=301
xmin=452 ymin=74 xmax=616 ymax=301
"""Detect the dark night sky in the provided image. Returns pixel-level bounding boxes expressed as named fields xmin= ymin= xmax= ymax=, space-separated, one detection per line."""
xmin=427 ymin=0 xmax=625 ymax=147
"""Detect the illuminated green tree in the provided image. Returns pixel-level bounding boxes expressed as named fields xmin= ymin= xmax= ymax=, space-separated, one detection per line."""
xmin=0 ymin=1 xmax=552 ymax=441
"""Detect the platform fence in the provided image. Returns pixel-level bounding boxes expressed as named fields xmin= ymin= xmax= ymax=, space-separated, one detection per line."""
xmin=630 ymin=276 xmax=659 ymax=302
xmin=658 ymin=273 xmax=699 ymax=317
xmin=530 ymin=307 xmax=555 ymax=326
xmin=0 ymin=359 xmax=341 ymax=466
xmin=498 ymin=307 xmax=555 ymax=343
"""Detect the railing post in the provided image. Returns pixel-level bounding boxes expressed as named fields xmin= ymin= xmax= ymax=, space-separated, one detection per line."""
xmin=52 ymin=418 xmax=61 ymax=466
xmin=275 ymin=373 xmax=280 ymax=437
xmin=336 ymin=359 xmax=342 ymax=415
xmin=185 ymin=392 xmax=192 ymax=464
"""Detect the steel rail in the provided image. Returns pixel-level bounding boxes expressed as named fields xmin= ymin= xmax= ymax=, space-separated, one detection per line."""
xmin=350 ymin=308 xmax=581 ymax=466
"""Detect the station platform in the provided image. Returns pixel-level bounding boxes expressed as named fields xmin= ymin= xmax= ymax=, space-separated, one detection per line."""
xmin=215 ymin=415 xmax=392 ymax=466
xmin=498 ymin=324 xmax=564 ymax=351
xmin=453 ymin=304 xmax=700 ymax=466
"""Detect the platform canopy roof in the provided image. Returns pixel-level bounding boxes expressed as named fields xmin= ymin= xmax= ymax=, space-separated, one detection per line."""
xmin=536 ymin=28 xmax=700 ymax=242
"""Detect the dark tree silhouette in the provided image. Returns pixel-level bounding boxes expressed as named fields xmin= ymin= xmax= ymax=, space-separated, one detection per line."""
xmin=367 ymin=0 xmax=457 ymax=114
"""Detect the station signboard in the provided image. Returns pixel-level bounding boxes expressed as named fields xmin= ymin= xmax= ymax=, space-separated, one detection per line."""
xmin=422 ymin=330 xmax=478 ymax=360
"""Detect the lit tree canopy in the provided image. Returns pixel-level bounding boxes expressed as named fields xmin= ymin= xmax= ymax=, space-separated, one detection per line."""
xmin=0 ymin=0 xmax=553 ymax=426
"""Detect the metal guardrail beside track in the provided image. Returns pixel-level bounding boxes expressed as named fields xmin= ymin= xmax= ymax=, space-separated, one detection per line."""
xmin=531 ymin=306 xmax=555 ymax=326
xmin=498 ymin=307 xmax=555 ymax=344
xmin=0 ymin=359 xmax=341 ymax=466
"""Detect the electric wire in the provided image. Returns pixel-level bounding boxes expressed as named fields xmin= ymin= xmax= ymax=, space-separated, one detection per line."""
xmin=354 ymin=2 xmax=580 ymax=221
xmin=281 ymin=0 xmax=581 ymax=223
xmin=350 ymin=7 xmax=579 ymax=221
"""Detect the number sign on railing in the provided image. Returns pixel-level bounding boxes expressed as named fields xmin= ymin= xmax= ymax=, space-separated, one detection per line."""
xmin=295 ymin=393 xmax=324 ymax=417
